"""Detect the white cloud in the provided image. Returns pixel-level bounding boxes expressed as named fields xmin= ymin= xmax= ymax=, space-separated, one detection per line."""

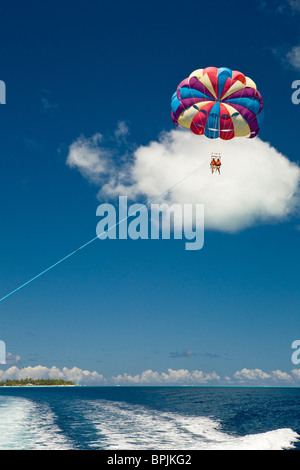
xmin=67 ymin=128 xmax=300 ymax=233
xmin=114 ymin=120 xmax=130 ymax=141
xmin=234 ymin=368 xmax=293 ymax=383
xmin=66 ymin=133 xmax=113 ymax=184
xmin=41 ymin=97 xmax=59 ymax=111
xmin=291 ymin=368 xmax=300 ymax=380
xmin=5 ymin=352 xmax=21 ymax=365
xmin=234 ymin=368 xmax=272 ymax=382
xmin=0 ymin=365 xmax=105 ymax=385
xmin=162 ymin=369 xmax=220 ymax=384
xmin=102 ymin=367 xmax=299 ymax=385
xmin=112 ymin=370 xmax=161 ymax=385
xmin=265 ymin=0 xmax=300 ymax=14
xmin=112 ymin=368 xmax=220 ymax=385
xmin=286 ymin=46 xmax=300 ymax=70
xmin=288 ymin=0 xmax=300 ymax=12
xmin=271 ymin=369 xmax=292 ymax=381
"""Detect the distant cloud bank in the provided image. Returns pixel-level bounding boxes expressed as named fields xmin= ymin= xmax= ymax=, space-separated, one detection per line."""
xmin=1 ymin=365 xmax=300 ymax=386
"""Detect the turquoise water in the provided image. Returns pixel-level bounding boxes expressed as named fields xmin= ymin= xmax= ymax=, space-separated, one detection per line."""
xmin=0 ymin=386 xmax=298 ymax=450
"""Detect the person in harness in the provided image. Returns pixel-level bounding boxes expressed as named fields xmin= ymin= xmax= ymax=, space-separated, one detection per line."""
xmin=210 ymin=153 xmax=221 ymax=174
xmin=215 ymin=156 xmax=221 ymax=174
xmin=210 ymin=157 xmax=216 ymax=174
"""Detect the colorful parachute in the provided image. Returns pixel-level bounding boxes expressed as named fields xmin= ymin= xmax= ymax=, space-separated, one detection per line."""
xmin=171 ymin=67 xmax=263 ymax=140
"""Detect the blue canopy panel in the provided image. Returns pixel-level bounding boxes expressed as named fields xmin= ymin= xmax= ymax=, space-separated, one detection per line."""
xmin=171 ymin=94 xmax=182 ymax=114
xmin=179 ymin=87 xmax=213 ymax=101
xmin=205 ymin=102 xmax=220 ymax=139
xmin=217 ymin=68 xmax=233 ymax=99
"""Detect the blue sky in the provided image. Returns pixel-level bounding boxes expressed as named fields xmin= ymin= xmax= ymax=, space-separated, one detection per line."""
xmin=0 ymin=0 xmax=300 ymax=386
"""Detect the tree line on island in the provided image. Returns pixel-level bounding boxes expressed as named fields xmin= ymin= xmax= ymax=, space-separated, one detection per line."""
xmin=0 ymin=378 xmax=75 ymax=386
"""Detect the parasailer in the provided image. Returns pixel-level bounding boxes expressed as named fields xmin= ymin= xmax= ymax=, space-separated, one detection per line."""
xmin=215 ymin=156 xmax=221 ymax=175
xmin=210 ymin=156 xmax=216 ymax=174
xmin=210 ymin=153 xmax=221 ymax=174
xmin=171 ymin=67 xmax=263 ymax=173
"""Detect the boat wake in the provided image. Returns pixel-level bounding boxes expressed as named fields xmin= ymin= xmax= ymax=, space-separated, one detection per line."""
xmin=0 ymin=396 xmax=298 ymax=450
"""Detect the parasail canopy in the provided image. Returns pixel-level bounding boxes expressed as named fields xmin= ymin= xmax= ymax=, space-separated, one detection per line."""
xmin=171 ymin=67 xmax=263 ymax=140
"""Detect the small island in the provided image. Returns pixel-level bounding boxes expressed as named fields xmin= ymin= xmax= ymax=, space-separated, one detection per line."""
xmin=0 ymin=378 xmax=75 ymax=387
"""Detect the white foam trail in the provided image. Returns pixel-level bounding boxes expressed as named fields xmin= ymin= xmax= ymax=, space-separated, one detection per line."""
xmin=173 ymin=415 xmax=299 ymax=450
xmin=0 ymin=396 xmax=298 ymax=450
xmin=0 ymin=396 xmax=72 ymax=449
xmin=82 ymin=400 xmax=300 ymax=450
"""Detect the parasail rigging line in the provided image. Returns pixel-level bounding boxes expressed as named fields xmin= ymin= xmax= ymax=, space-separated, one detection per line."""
xmin=0 ymin=162 xmax=203 ymax=304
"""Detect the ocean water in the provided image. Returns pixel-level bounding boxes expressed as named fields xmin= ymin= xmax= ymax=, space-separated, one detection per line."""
xmin=0 ymin=386 xmax=299 ymax=450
